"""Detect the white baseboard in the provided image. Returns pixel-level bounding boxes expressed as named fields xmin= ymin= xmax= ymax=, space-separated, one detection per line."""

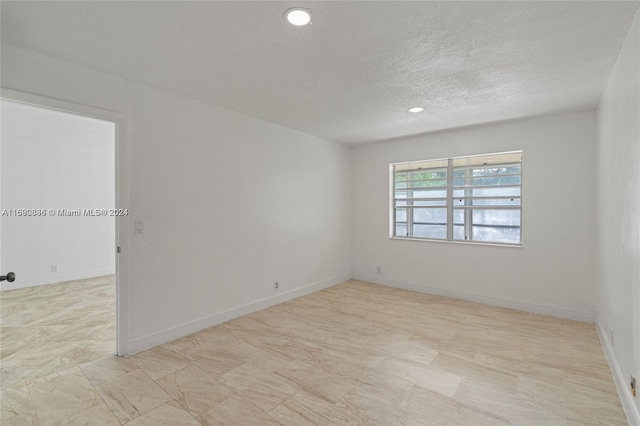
xmin=126 ymin=273 xmax=350 ymax=355
xmin=353 ymin=274 xmax=595 ymax=323
xmin=0 ymin=269 xmax=115 ymax=291
xmin=596 ymin=318 xmax=640 ymax=426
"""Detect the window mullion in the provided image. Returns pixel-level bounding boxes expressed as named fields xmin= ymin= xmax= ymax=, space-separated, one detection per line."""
xmin=446 ymin=159 xmax=453 ymax=240
xmin=464 ymin=167 xmax=473 ymax=241
xmin=406 ymin=171 xmax=414 ymax=237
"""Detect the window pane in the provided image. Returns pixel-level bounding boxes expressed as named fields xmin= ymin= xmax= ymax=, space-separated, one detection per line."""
xmin=411 ymin=170 xmax=446 ymax=180
xmin=412 ymin=188 xmax=447 ymax=198
xmin=453 ymin=224 xmax=464 ymax=240
xmin=472 ymin=209 xmax=521 ymax=243
xmin=472 ymin=187 xmax=520 ymax=197
xmin=413 ymin=199 xmax=447 ymax=207
xmin=409 ymin=179 xmax=447 ymax=188
xmin=453 ymin=209 xmax=466 ymax=241
xmin=453 ymin=208 xmax=521 ymax=243
xmin=472 ymin=209 xmax=520 ymax=226
xmin=473 ymin=165 xmax=521 ymax=176
xmin=472 ymin=225 xmax=520 ymax=244
xmin=413 ymin=224 xmax=447 ymax=239
xmin=395 ymin=208 xmax=407 ymax=222
xmin=454 ymin=198 xmax=520 ymax=207
xmin=395 ymin=223 xmax=407 ymax=237
xmin=413 ymin=208 xmax=447 ymax=224
xmin=454 ymin=165 xmax=521 ymax=187
xmin=471 ymin=198 xmax=520 ymax=207
xmin=455 ymin=175 xmax=521 ymax=187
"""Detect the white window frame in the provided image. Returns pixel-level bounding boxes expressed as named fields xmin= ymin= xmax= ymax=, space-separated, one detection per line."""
xmin=390 ymin=151 xmax=523 ymax=246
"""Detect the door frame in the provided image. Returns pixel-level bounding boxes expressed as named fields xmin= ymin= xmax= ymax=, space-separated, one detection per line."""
xmin=1 ymin=88 xmax=130 ymax=356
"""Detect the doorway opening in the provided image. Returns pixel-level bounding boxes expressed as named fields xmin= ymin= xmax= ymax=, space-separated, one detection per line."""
xmin=0 ymin=94 xmax=124 ymax=387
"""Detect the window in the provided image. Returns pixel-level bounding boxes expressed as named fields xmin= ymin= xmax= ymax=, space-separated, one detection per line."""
xmin=391 ymin=151 xmax=522 ymax=245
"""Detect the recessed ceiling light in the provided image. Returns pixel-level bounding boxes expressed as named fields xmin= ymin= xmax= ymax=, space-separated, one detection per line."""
xmin=408 ymin=107 xmax=424 ymax=113
xmin=284 ymin=7 xmax=312 ymax=26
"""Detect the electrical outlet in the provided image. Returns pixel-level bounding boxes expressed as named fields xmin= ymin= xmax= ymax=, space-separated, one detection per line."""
xmin=51 ymin=265 xmax=57 ymax=273
xmin=274 ymin=281 xmax=279 ymax=291
xmin=631 ymin=376 xmax=636 ymax=397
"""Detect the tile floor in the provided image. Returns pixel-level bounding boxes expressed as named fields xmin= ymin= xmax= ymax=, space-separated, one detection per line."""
xmin=1 ymin=275 xmax=115 ymax=388
xmin=1 ymin=279 xmax=628 ymax=425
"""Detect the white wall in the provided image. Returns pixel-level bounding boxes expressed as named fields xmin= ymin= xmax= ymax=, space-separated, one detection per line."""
xmin=596 ymin=9 xmax=640 ymax=424
xmin=1 ymin=100 xmax=116 ymax=291
xmin=1 ymin=43 xmax=352 ymax=353
xmin=352 ymin=111 xmax=598 ymax=321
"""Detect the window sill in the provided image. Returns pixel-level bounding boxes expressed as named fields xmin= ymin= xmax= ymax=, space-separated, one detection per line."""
xmin=389 ymin=236 xmax=523 ymax=248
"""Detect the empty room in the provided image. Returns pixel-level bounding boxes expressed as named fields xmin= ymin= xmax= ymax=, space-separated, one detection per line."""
xmin=0 ymin=1 xmax=638 ymax=425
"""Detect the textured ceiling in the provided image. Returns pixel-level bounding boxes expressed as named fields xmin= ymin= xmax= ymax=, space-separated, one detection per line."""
xmin=1 ymin=1 xmax=638 ymax=144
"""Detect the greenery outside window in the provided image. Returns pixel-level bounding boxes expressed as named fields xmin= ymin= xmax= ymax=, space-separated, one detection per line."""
xmin=391 ymin=151 xmax=522 ymax=245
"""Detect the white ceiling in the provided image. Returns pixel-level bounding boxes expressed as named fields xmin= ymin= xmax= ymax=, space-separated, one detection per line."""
xmin=1 ymin=1 xmax=638 ymax=145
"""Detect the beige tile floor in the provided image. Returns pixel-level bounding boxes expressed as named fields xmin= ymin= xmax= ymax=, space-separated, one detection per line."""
xmin=1 ymin=279 xmax=628 ymax=425
xmin=1 ymin=275 xmax=115 ymax=389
